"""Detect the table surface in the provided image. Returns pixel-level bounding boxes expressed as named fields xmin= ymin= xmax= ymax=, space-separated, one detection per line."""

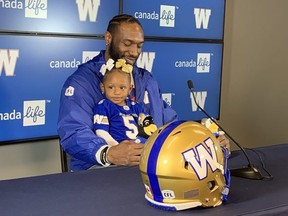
xmin=0 ymin=144 xmax=287 ymax=216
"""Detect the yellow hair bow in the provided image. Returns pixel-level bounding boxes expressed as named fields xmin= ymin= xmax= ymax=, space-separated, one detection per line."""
xmin=115 ymin=59 xmax=133 ymax=73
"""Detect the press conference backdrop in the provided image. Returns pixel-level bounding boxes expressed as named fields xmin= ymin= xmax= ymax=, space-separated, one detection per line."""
xmin=0 ymin=0 xmax=225 ymax=143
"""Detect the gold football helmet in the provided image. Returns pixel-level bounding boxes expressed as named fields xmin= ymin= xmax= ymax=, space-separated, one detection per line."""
xmin=139 ymin=120 xmax=230 ymax=211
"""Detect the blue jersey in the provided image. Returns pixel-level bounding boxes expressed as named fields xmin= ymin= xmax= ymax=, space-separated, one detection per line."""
xmin=93 ymin=98 xmax=147 ymax=144
xmin=57 ymin=50 xmax=178 ymax=171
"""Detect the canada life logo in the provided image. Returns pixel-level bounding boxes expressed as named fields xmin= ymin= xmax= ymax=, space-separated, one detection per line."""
xmin=0 ymin=49 xmax=19 ymax=77
xmin=162 ymin=93 xmax=174 ymax=106
xmin=0 ymin=0 xmax=47 ymax=19
xmin=23 ymin=100 xmax=46 ymax=126
xmin=82 ymin=51 xmax=99 ymax=63
xmin=160 ymin=5 xmax=175 ymax=27
xmin=25 ymin=0 xmax=48 ymax=19
xmin=76 ymin=0 xmax=100 ymax=22
xmin=197 ymin=53 xmax=211 ymax=73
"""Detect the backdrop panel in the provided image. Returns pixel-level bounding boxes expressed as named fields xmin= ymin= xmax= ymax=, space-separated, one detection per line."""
xmin=123 ymin=0 xmax=225 ymax=39
xmin=0 ymin=35 xmax=104 ymax=142
xmin=0 ymin=0 xmax=119 ymax=35
xmin=138 ymin=41 xmax=223 ymax=121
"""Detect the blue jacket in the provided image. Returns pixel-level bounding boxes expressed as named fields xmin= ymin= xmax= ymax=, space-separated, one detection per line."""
xmin=57 ymin=50 xmax=177 ymax=171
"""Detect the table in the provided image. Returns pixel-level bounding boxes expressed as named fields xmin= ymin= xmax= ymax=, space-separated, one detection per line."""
xmin=0 ymin=144 xmax=288 ymax=216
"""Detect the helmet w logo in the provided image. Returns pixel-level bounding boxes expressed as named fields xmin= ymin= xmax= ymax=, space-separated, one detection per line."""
xmin=182 ymin=137 xmax=223 ymax=180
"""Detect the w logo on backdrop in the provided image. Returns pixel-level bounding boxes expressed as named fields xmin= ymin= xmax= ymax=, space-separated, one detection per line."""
xmin=76 ymin=0 xmax=100 ymax=22
xmin=194 ymin=8 xmax=211 ymax=29
xmin=0 ymin=49 xmax=19 ymax=76
xmin=190 ymin=91 xmax=207 ymax=112
xmin=136 ymin=52 xmax=155 ymax=72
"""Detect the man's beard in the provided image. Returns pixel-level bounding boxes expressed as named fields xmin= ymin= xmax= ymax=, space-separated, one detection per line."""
xmin=108 ymin=40 xmax=138 ymax=65
xmin=108 ymin=41 xmax=121 ymax=62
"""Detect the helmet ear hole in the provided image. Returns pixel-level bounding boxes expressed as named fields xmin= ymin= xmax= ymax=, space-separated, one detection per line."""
xmin=208 ymin=180 xmax=217 ymax=191
xmin=184 ymin=161 xmax=189 ymax=170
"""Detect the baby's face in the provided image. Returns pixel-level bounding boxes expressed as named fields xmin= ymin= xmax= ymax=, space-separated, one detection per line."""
xmin=102 ymin=70 xmax=131 ymax=106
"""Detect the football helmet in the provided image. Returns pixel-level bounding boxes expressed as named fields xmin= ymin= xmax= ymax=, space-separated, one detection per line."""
xmin=139 ymin=120 xmax=230 ymax=211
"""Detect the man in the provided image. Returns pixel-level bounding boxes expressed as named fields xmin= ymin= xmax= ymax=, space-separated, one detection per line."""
xmin=57 ymin=14 xmax=178 ymax=171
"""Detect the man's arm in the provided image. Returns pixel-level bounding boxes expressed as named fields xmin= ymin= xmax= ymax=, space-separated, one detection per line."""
xmin=57 ymin=73 xmax=105 ymax=170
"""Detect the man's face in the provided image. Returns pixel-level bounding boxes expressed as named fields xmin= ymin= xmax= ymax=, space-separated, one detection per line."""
xmin=108 ymin=22 xmax=144 ymax=65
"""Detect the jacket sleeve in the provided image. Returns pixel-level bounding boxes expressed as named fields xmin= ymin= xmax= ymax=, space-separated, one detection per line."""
xmin=57 ymin=71 xmax=105 ymax=166
xmin=162 ymin=96 xmax=178 ymax=125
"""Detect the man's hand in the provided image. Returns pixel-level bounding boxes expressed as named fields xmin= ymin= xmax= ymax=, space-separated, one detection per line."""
xmin=106 ymin=140 xmax=144 ymax=166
